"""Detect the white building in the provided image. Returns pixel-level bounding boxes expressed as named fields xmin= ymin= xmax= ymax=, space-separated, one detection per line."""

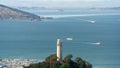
xmin=57 ymin=39 xmax=62 ymax=61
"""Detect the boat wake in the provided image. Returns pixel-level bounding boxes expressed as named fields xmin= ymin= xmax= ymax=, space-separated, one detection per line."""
xmin=89 ymin=42 xmax=101 ymax=46
xmin=76 ymin=41 xmax=101 ymax=46
xmin=88 ymin=20 xmax=96 ymax=23
xmin=39 ymin=13 xmax=120 ymax=19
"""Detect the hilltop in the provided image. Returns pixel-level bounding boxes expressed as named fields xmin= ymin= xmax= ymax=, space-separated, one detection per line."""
xmin=0 ymin=4 xmax=41 ymax=21
xmin=24 ymin=54 xmax=92 ymax=68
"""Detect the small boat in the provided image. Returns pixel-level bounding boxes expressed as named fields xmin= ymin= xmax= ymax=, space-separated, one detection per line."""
xmin=95 ymin=42 xmax=101 ymax=45
xmin=90 ymin=21 xmax=95 ymax=23
xmin=66 ymin=38 xmax=73 ymax=41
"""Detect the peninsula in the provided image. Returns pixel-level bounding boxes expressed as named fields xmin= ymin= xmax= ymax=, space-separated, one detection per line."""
xmin=0 ymin=4 xmax=41 ymax=21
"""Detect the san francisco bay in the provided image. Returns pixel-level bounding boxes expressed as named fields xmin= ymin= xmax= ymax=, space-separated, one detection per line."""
xmin=0 ymin=9 xmax=120 ymax=68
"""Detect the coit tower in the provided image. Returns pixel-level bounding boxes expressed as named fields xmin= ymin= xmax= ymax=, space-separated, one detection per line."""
xmin=57 ymin=39 xmax=62 ymax=61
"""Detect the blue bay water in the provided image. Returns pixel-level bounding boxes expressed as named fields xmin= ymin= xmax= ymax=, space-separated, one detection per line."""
xmin=0 ymin=9 xmax=120 ymax=68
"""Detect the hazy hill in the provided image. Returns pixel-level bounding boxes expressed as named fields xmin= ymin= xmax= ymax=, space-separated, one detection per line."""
xmin=0 ymin=4 xmax=41 ymax=21
xmin=90 ymin=7 xmax=120 ymax=10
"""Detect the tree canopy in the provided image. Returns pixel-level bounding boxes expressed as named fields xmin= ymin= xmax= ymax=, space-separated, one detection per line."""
xmin=24 ymin=54 xmax=92 ymax=68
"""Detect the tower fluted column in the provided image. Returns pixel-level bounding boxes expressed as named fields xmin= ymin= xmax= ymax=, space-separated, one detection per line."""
xmin=57 ymin=39 xmax=62 ymax=61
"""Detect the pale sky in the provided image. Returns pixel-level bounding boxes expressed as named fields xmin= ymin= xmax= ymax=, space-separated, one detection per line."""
xmin=0 ymin=0 xmax=120 ymax=8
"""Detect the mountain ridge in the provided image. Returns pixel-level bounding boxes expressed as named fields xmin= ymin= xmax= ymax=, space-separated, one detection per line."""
xmin=0 ymin=4 xmax=41 ymax=21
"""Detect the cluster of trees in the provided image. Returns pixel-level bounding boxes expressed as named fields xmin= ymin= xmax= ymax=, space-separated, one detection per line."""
xmin=24 ymin=54 xmax=92 ymax=68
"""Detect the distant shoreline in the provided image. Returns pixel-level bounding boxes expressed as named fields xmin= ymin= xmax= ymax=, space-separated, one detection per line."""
xmin=0 ymin=58 xmax=41 ymax=68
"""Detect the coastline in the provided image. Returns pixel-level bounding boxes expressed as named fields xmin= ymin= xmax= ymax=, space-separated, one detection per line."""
xmin=0 ymin=58 xmax=41 ymax=68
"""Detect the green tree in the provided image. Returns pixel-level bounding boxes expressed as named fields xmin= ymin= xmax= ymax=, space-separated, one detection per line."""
xmin=24 ymin=54 xmax=92 ymax=68
xmin=51 ymin=62 xmax=61 ymax=68
xmin=45 ymin=54 xmax=57 ymax=61
xmin=74 ymin=57 xmax=83 ymax=63
xmin=85 ymin=62 xmax=92 ymax=68
xmin=61 ymin=63 xmax=70 ymax=68
xmin=74 ymin=57 xmax=86 ymax=68
xmin=64 ymin=54 xmax=73 ymax=60
xmin=77 ymin=61 xmax=85 ymax=68
xmin=40 ymin=62 xmax=49 ymax=68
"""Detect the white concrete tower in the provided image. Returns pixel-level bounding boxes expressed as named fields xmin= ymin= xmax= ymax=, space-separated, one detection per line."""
xmin=57 ymin=39 xmax=62 ymax=61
